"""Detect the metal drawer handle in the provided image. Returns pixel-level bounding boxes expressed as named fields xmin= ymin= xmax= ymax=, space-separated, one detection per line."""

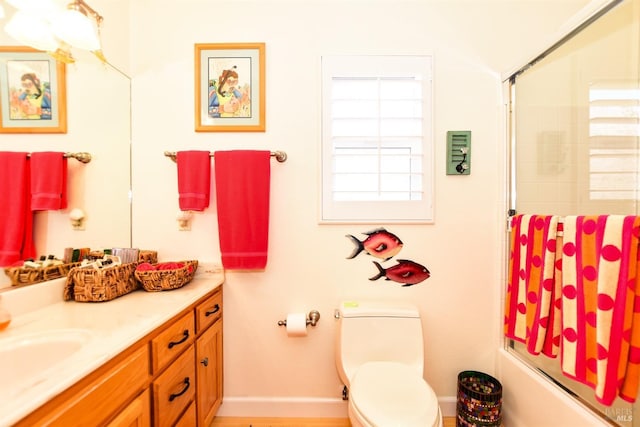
xmin=168 ymin=329 xmax=189 ymax=349
xmin=201 ymin=357 xmax=209 ymax=367
xmin=169 ymin=377 xmax=190 ymax=402
xmin=205 ymin=304 xmax=220 ymax=317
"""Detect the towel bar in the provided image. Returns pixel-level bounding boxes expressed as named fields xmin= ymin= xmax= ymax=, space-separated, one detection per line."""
xmin=26 ymin=152 xmax=92 ymax=163
xmin=164 ymin=150 xmax=287 ymax=163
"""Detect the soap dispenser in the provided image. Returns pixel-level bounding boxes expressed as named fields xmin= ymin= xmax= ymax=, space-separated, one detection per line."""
xmin=0 ymin=296 xmax=11 ymax=331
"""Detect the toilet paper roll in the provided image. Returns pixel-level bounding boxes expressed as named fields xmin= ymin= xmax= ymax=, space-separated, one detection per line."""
xmin=286 ymin=313 xmax=308 ymax=337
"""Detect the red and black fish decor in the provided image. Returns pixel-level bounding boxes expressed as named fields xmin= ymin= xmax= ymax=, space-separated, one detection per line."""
xmin=345 ymin=227 xmax=404 ymax=261
xmin=345 ymin=227 xmax=431 ymax=287
xmin=369 ymin=260 xmax=431 ymax=287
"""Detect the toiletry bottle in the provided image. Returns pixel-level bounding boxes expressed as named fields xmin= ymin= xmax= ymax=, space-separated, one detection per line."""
xmin=45 ymin=255 xmax=63 ymax=267
xmin=0 ymin=296 xmax=11 ymax=331
xmin=23 ymin=258 xmax=40 ymax=268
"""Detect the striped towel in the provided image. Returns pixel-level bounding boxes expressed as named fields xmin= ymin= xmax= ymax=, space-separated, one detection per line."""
xmin=504 ymin=214 xmax=561 ymax=356
xmin=560 ymin=215 xmax=640 ymax=405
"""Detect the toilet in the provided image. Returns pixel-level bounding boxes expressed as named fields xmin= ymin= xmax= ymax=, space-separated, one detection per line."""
xmin=335 ymin=300 xmax=443 ymax=427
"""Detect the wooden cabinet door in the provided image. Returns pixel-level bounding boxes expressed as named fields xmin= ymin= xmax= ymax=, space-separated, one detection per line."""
xmin=106 ymin=389 xmax=151 ymax=427
xmin=196 ymin=320 xmax=223 ymax=426
xmin=14 ymin=345 xmax=149 ymax=427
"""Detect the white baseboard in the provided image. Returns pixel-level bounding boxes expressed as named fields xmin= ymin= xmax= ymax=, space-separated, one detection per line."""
xmin=216 ymin=396 xmax=458 ymax=418
xmin=439 ymin=396 xmax=457 ymax=417
xmin=216 ymin=397 xmax=348 ymax=418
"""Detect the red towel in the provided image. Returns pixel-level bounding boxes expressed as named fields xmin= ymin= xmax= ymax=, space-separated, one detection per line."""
xmin=0 ymin=152 xmax=35 ymax=265
xmin=214 ymin=150 xmax=271 ymax=270
xmin=177 ymin=150 xmax=211 ymax=211
xmin=30 ymin=151 xmax=67 ymax=211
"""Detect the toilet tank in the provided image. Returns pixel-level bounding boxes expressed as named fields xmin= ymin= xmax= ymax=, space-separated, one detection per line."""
xmin=335 ymin=300 xmax=424 ymax=386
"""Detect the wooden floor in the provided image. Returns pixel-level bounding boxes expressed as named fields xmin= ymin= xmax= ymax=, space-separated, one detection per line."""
xmin=210 ymin=416 xmax=457 ymax=426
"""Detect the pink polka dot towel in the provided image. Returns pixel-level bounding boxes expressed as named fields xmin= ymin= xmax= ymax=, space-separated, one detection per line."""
xmin=505 ymin=214 xmax=640 ymax=406
xmin=504 ymin=214 xmax=562 ymax=357
xmin=560 ymin=215 xmax=640 ymax=406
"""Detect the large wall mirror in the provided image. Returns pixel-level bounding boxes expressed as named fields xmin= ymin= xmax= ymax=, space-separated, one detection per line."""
xmin=0 ymin=0 xmax=132 ymax=289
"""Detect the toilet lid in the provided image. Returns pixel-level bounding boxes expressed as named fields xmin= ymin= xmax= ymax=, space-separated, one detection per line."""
xmin=350 ymin=361 xmax=439 ymax=427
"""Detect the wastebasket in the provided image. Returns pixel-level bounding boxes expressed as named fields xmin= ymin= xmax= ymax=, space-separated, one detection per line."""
xmin=457 ymin=370 xmax=502 ymax=427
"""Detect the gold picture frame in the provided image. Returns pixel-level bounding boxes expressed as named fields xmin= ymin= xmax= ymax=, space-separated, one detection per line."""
xmin=195 ymin=43 xmax=265 ymax=132
xmin=0 ymin=47 xmax=67 ymax=134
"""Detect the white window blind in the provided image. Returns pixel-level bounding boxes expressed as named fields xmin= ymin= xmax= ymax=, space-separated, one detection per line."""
xmin=321 ymin=55 xmax=434 ymax=223
xmin=588 ymin=83 xmax=640 ymax=201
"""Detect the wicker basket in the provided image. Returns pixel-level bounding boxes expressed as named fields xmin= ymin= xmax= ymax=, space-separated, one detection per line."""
xmin=4 ymin=262 xmax=81 ymax=287
xmin=138 ymin=250 xmax=158 ymax=264
xmin=457 ymin=371 xmax=502 ymax=427
xmin=64 ymin=262 xmax=139 ymax=302
xmin=135 ymin=260 xmax=198 ymax=292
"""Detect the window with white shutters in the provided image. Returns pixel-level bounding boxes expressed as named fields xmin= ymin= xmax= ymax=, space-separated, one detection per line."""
xmin=321 ymin=55 xmax=434 ymax=223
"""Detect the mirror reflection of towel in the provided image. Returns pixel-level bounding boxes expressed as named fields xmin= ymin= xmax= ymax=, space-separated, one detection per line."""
xmin=0 ymin=152 xmax=35 ymax=266
xmin=214 ymin=150 xmax=271 ymax=270
xmin=30 ymin=151 xmax=67 ymax=211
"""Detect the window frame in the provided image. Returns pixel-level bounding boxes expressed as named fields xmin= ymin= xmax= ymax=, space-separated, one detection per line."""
xmin=320 ymin=54 xmax=435 ymax=224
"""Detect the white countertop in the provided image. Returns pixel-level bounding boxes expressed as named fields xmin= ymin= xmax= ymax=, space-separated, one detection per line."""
xmin=0 ymin=264 xmax=224 ymax=427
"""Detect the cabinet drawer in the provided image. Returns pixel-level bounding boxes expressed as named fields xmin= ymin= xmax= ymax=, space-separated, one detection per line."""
xmin=195 ymin=289 xmax=222 ymax=333
xmin=151 ymin=312 xmax=195 ymax=373
xmin=152 ymin=345 xmax=195 ymax=427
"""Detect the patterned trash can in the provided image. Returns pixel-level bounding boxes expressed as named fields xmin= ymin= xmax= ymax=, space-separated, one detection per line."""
xmin=457 ymin=371 xmax=502 ymax=427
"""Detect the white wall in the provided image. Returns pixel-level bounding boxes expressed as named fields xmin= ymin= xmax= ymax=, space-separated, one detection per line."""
xmin=1 ymin=0 xmax=615 ymax=424
xmin=128 ymin=0 xmax=610 ymax=421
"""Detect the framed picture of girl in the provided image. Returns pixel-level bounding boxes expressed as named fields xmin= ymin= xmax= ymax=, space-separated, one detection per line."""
xmin=195 ymin=43 xmax=265 ymax=132
xmin=0 ymin=46 xmax=67 ymax=134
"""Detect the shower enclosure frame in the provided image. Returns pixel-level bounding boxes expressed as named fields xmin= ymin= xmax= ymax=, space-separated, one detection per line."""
xmin=504 ymin=0 xmax=640 ymax=425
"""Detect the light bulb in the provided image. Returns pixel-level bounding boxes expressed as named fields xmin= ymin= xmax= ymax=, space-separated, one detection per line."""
xmin=51 ymin=8 xmax=100 ymax=51
xmin=4 ymin=10 xmax=59 ymax=52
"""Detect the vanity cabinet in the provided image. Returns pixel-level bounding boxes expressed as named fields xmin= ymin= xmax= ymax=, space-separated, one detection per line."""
xmin=149 ymin=288 xmax=223 ymax=426
xmin=14 ymin=344 xmax=150 ymax=427
xmin=14 ymin=285 xmax=223 ymax=427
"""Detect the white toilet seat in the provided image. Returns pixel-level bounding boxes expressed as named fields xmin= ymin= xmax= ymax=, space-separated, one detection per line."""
xmin=349 ymin=361 xmax=442 ymax=427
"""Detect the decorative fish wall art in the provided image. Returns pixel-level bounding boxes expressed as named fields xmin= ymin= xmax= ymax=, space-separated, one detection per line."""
xmin=346 ymin=227 xmax=403 ymax=261
xmin=345 ymin=227 xmax=431 ymax=287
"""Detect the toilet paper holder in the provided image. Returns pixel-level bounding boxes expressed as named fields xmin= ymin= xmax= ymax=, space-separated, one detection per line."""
xmin=277 ymin=310 xmax=321 ymax=327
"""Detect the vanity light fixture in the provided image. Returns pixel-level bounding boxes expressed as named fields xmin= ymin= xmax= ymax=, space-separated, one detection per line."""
xmin=3 ymin=0 xmax=105 ymax=64
xmin=51 ymin=0 xmax=105 ymax=62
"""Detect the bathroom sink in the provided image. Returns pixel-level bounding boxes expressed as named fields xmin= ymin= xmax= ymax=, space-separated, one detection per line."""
xmin=0 ymin=329 xmax=93 ymax=396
